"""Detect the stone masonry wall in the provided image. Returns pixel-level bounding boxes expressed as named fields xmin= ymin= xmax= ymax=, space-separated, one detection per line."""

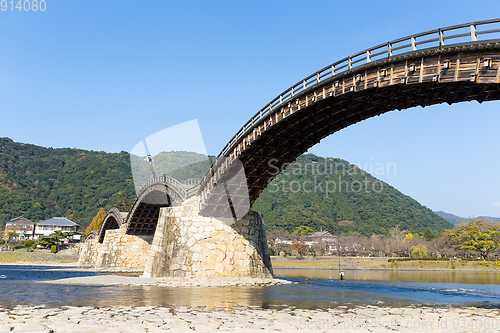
xmin=78 ymin=237 xmax=102 ymax=266
xmin=79 ymin=195 xmax=273 ymax=278
xmin=142 ymin=196 xmax=273 ymax=278
xmin=78 ymin=224 xmax=152 ymax=270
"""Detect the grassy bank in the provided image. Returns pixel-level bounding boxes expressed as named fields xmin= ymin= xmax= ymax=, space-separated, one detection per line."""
xmin=0 ymin=250 xmax=78 ymax=265
xmin=271 ymin=256 xmax=388 ymax=269
xmin=388 ymin=258 xmax=500 ymax=271
xmin=271 ymin=256 xmax=500 ymax=271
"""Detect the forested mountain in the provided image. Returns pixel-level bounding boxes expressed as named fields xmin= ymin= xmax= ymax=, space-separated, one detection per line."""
xmin=0 ymin=138 xmax=135 ymax=230
xmin=130 ymin=151 xmax=211 ymax=192
xmin=253 ymin=154 xmax=453 ymax=236
xmin=0 ymin=138 xmax=452 ymax=235
xmin=477 ymin=216 xmax=500 ymax=223
xmin=435 ymin=211 xmax=500 ymax=225
xmin=434 ymin=211 xmax=465 ymax=225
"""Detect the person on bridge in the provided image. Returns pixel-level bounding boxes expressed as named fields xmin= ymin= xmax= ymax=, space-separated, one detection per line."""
xmin=340 ymin=270 xmax=344 ymax=280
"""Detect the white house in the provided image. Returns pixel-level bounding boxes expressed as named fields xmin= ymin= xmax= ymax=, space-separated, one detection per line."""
xmin=35 ymin=217 xmax=79 ymax=238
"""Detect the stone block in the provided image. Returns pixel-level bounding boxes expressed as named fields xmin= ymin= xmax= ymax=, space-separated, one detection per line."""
xmin=216 ymin=243 xmax=227 ymax=252
xmin=215 ymin=262 xmax=224 ymax=274
xmin=82 ymin=198 xmax=272 ymax=279
xmin=173 ymin=270 xmax=184 ymax=277
xmin=207 ymin=255 xmax=216 ymax=267
xmin=195 ymin=270 xmax=207 ymax=277
xmin=186 ymin=237 xmax=196 ymax=248
xmin=201 ymin=231 xmax=212 ymax=239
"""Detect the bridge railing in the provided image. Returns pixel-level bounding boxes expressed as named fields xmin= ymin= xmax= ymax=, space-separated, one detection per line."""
xmin=139 ymin=175 xmax=188 ymax=200
xmin=199 ymin=18 xmax=500 ymax=190
xmin=183 ymin=178 xmax=202 ymax=198
xmin=182 ymin=178 xmax=202 ymax=187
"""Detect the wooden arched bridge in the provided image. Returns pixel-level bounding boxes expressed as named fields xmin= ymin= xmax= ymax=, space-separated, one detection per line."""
xmin=96 ymin=18 xmax=500 ymax=239
xmin=90 ymin=177 xmax=201 ymax=241
xmin=198 ymin=18 xmax=500 ymax=217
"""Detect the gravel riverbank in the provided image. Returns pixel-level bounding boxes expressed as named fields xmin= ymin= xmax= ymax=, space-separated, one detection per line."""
xmin=1 ymin=304 xmax=499 ymax=332
xmin=39 ymin=275 xmax=292 ymax=287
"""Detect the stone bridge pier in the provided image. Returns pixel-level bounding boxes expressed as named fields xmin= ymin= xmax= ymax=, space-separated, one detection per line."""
xmin=78 ymin=196 xmax=273 ymax=278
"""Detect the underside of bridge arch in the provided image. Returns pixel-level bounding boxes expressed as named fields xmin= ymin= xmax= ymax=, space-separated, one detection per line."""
xmin=98 ymin=208 xmax=124 ymax=243
xmin=197 ymin=44 xmax=500 ymax=217
xmin=125 ymin=183 xmax=182 ymax=236
xmin=238 ymin=81 xmax=500 ymax=207
xmin=84 ymin=230 xmax=98 ymax=242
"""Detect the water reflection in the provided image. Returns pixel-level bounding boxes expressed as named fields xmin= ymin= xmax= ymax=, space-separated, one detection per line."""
xmin=274 ymin=268 xmax=500 ymax=285
xmin=0 ymin=265 xmax=499 ymax=310
xmin=0 ymin=282 xmax=277 ymax=309
xmin=75 ymin=285 xmax=275 ymax=309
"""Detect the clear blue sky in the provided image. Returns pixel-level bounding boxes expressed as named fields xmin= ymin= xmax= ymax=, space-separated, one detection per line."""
xmin=1 ymin=1 xmax=499 ymax=218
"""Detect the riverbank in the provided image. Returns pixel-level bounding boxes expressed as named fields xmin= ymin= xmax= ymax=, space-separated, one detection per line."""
xmin=2 ymin=251 xmax=500 ymax=272
xmin=0 ymin=250 xmax=79 ymax=265
xmin=40 ymin=275 xmax=292 ymax=287
xmin=1 ymin=304 xmax=499 ymax=332
xmin=271 ymin=256 xmax=500 ymax=271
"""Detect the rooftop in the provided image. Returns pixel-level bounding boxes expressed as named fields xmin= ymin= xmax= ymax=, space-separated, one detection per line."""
xmin=308 ymin=231 xmax=334 ymax=238
xmin=37 ymin=217 xmax=79 ymax=227
xmin=5 ymin=216 xmax=35 ymax=225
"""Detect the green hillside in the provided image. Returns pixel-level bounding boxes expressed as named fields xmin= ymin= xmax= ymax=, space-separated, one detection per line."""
xmin=130 ymin=151 xmax=211 ymax=191
xmin=253 ymin=154 xmax=453 ymax=236
xmin=0 ymin=138 xmax=452 ymax=235
xmin=434 ymin=211 xmax=465 ymax=225
xmin=435 ymin=210 xmax=500 ymax=225
xmin=0 ymin=138 xmax=135 ymax=230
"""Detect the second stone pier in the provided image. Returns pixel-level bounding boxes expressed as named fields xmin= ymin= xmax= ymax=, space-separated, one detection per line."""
xmin=142 ymin=196 xmax=273 ymax=278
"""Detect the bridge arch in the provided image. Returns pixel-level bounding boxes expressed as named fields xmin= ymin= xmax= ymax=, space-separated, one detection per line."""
xmin=199 ymin=19 xmax=500 ymax=216
xmin=97 ymin=207 xmax=126 ymax=243
xmin=125 ymin=176 xmax=186 ymax=236
xmin=84 ymin=230 xmax=98 ymax=243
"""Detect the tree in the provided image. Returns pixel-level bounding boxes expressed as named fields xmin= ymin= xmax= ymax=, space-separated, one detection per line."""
xmin=36 ymin=236 xmax=57 ymax=249
xmin=24 ymin=239 xmax=34 ymax=251
xmin=85 ymin=207 xmax=106 ymax=235
xmin=410 ymin=244 xmax=428 ymax=257
xmin=115 ymin=191 xmax=132 ymax=212
xmin=427 ymin=235 xmax=455 ymax=258
xmin=291 ymin=239 xmax=308 ymax=258
xmin=423 ymin=227 xmax=437 ymax=241
xmin=3 ymin=229 xmax=17 ymax=250
xmin=403 ymin=233 xmax=414 ymax=242
xmin=446 ymin=219 xmax=499 ymax=259
xmin=292 ymin=225 xmax=314 ymax=236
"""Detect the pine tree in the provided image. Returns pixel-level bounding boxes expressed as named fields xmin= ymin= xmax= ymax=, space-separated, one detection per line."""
xmin=115 ymin=191 xmax=132 ymax=212
xmin=85 ymin=207 xmax=106 ymax=235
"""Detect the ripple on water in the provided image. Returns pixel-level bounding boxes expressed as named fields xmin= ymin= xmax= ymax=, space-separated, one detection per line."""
xmin=0 ymin=266 xmax=499 ymax=310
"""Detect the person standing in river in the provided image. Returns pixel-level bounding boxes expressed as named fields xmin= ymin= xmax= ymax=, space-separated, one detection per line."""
xmin=340 ymin=270 xmax=344 ymax=280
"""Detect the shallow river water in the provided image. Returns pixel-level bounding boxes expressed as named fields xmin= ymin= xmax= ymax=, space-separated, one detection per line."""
xmin=0 ymin=265 xmax=499 ymax=309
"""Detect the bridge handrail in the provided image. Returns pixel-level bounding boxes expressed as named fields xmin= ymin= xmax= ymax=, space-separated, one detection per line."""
xmin=199 ymin=18 xmax=500 ymax=188
xmin=186 ymin=185 xmax=201 ymax=198
xmin=138 ymin=175 xmax=188 ymax=199
xmin=182 ymin=178 xmax=202 ymax=186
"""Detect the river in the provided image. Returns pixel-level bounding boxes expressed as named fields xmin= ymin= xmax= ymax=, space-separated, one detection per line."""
xmin=0 ymin=265 xmax=499 ymax=309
